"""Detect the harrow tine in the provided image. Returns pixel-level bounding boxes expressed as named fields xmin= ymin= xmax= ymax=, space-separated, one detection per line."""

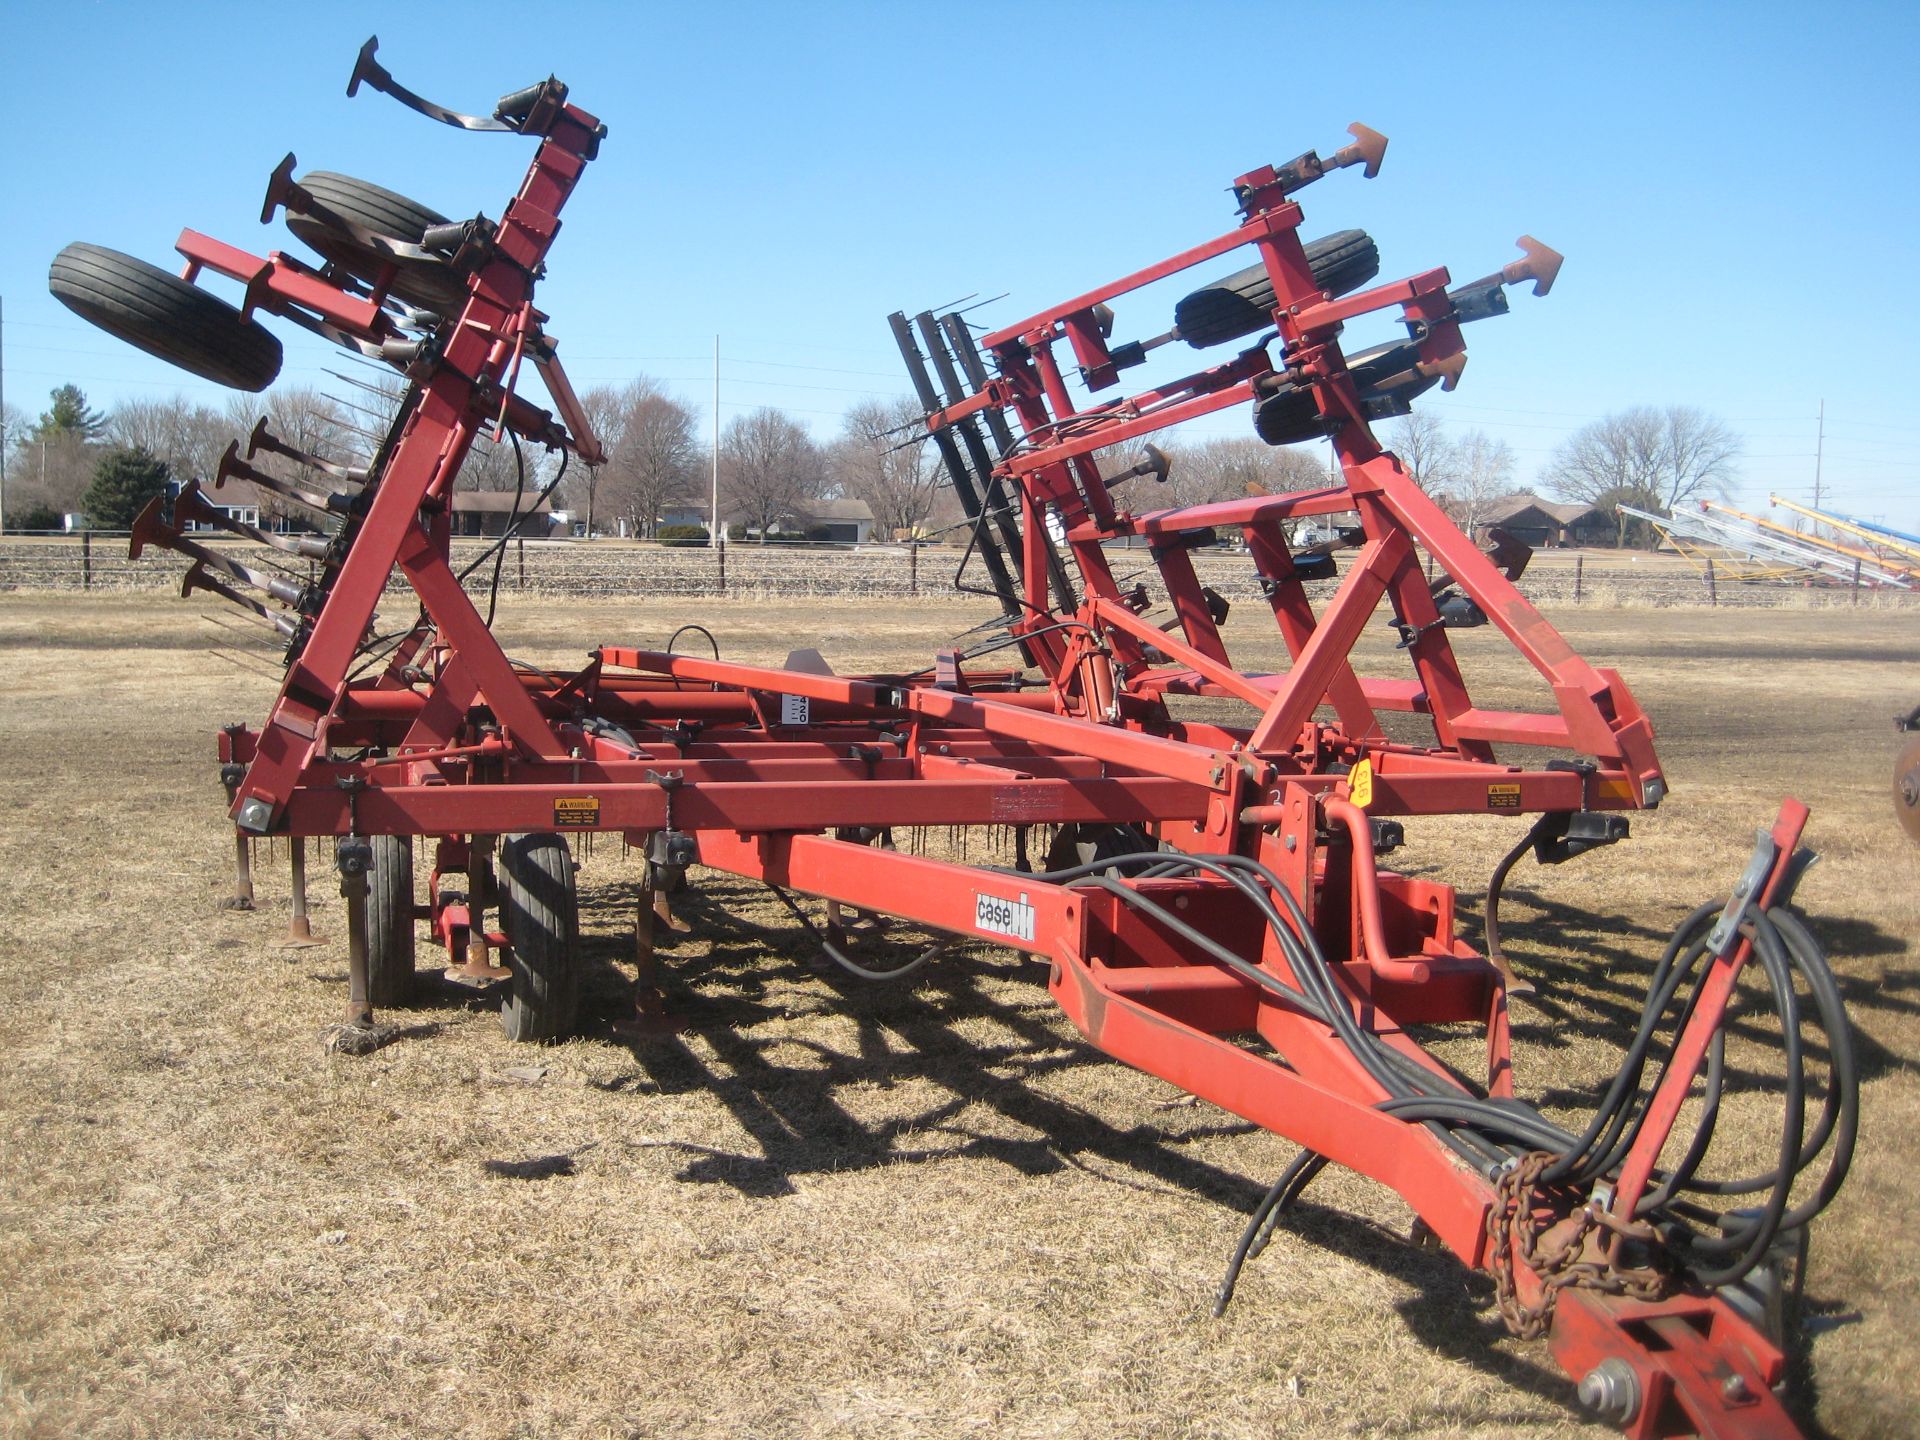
xmin=131 ymin=498 xmax=308 ymax=610
xmin=176 ymin=482 xmax=332 ymax=560
xmin=218 ymin=443 xmax=357 ymax=518
xmin=248 ymin=417 xmax=372 ymax=483
xmin=347 ymin=34 xmax=567 ymax=138
xmin=182 ymin=561 xmax=301 ymax=637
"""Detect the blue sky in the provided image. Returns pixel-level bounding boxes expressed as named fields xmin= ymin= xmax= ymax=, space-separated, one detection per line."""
xmin=3 ymin=2 xmax=1915 ymax=527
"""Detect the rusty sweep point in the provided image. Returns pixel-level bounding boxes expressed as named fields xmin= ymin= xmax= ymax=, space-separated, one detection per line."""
xmin=1417 ymin=353 xmax=1469 ymax=393
xmin=1506 ymin=236 xmax=1564 ymax=298
xmin=127 ymin=495 xmax=172 ymax=560
xmin=1334 ymin=123 xmax=1389 ymax=178
xmin=173 ymin=480 xmax=215 ymax=530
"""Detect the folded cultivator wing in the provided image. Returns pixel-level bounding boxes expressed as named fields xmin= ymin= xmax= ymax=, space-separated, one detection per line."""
xmin=62 ymin=41 xmax=1857 ymax=1438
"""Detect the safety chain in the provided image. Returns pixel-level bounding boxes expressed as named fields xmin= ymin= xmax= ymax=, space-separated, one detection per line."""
xmin=1486 ymin=1151 xmax=1674 ymax=1339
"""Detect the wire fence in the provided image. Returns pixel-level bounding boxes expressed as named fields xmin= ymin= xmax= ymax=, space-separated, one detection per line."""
xmin=3 ymin=533 xmax=1916 ymax=610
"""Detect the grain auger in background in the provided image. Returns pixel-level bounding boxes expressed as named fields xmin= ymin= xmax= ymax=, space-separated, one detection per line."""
xmin=64 ymin=42 xmax=1857 ymax=1440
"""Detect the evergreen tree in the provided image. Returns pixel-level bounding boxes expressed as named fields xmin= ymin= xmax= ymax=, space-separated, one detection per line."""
xmin=81 ymin=446 xmax=171 ymax=529
xmin=32 ymin=384 xmax=109 ymax=442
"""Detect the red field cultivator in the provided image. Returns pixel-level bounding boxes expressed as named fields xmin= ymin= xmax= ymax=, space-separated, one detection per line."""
xmin=58 ymin=41 xmax=1857 ymax=1438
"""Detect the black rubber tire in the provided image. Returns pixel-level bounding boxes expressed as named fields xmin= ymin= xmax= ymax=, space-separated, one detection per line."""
xmin=1044 ymin=823 xmax=1156 ymax=873
xmin=1251 ymin=338 xmax=1440 ymax=447
xmin=285 ymin=170 xmax=466 ymax=313
xmin=48 ymin=243 xmax=282 ymax=392
xmin=1175 ymin=230 xmax=1380 ymax=350
xmin=366 ymin=834 xmax=417 ymax=1006
xmin=498 ymin=833 xmax=580 ymax=1042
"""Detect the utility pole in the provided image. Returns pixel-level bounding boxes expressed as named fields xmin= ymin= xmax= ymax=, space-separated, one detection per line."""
xmin=710 ymin=334 xmax=721 ymax=549
xmin=1812 ymin=398 xmax=1825 ymax=513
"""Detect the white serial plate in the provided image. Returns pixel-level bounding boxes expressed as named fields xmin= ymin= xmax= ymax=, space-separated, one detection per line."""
xmin=974 ymin=890 xmax=1037 ymax=944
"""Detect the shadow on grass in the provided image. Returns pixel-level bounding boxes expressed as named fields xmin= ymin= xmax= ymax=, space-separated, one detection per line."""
xmin=443 ymin=864 xmax=1906 ymax=1432
xmin=1466 ymin=885 xmax=1918 ymax=1103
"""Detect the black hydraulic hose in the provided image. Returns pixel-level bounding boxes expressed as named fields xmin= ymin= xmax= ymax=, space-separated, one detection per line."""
xmin=1021 ymin=846 xmax=1856 ymax=1294
xmin=1081 ymin=876 xmax=1315 ymax=1014
xmin=1484 ymin=814 xmax=1557 ymax=974
xmin=765 ymin=882 xmax=943 ymax=982
xmin=482 ymin=430 xmax=527 ymax=627
xmin=1674 ymin=913 xmax=1805 ymax=1287
xmin=1023 ymin=848 xmax=1511 ymax=1170
xmin=1213 ymin=1149 xmax=1328 ymax=1315
xmin=666 ymin=624 xmax=721 ymax=661
xmin=1543 ymin=902 xmax=1721 ymax=1185
xmin=457 ymin=446 xmax=571 ymax=589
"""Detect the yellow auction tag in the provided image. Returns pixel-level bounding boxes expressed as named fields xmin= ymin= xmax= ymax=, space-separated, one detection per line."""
xmin=1349 ymin=758 xmax=1373 ymax=809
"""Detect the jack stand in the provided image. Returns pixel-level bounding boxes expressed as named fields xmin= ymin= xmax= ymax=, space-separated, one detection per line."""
xmin=446 ymin=833 xmax=510 ymax=985
xmin=338 ymin=837 xmax=375 ymax=1029
xmin=225 ymin=830 xmax=256 ymax=912
xmin=614 ymin=879 xmax=684 ymax=1038
xmin=274 ymin=837 xmax=325 ymax=948
xmin=219 ymin=761 xmax=255 ymax=911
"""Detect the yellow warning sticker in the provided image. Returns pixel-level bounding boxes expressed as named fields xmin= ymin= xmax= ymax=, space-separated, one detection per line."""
xmin=1487 ymin=783 xmax=1522 ymax=812
xmin=553 ymin=796 xmax=601 ymax=828
xmin=1348 ymin=758 xmax=1373 ymax=809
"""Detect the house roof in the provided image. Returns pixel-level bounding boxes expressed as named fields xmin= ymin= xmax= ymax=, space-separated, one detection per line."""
xmin=198 ymin=477 xmax=271 ymax=510
xmin=1477 ymin=494 xmax=1603 ymax=528
xmin=799 ymin=498 xmax=874 ymax=523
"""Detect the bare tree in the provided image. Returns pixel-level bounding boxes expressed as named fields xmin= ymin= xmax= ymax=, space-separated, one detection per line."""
xmin=1385 ymin=412 xmax=1460 ymax=493
xmin=9 ymin=431 xmax=95 ymax=518
xmin=571 ymin=384 xmax=630 ymax=538
xmin=0 ymin=401 xmax=21 ymax=522
xmin=830 ymin=397 xmax=940 ymax=539
xmin=1656 ymin=406 xmax=1741 ymax=510
xmin=11 ymin=386 xmax=106 ymax=516
xmin=1453 ymin=429 xmax=1516 ymax=538
xmin=109 ymin=395 xmax=231 ymax=483
xmin=1544 ymin=405 xmax=1738 ymax=545
xmin=223 ymin=385 xmax=357 ymax=528
xmin=721 ymin=407 xmax=823 ymax=543
xmin=1159 ymin=437 xmax=1324 ymax=508
xmin=603 ymin=383 xmax=701 ymax=538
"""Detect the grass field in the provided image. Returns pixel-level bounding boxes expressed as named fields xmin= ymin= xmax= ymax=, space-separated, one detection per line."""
xmin=1 ymin=592 xmax=1916 ymax=1439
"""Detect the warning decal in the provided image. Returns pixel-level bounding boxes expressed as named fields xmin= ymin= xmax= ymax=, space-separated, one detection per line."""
xmin=553 ymin=796 xmax=601 ymax=828
xmin=1486 ymin=784 xmax=1522 ymax=812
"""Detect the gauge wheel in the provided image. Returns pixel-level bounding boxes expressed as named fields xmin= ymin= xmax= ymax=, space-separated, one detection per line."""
xmin=49 ymin=243 xmax=282 ymax=392
xmin=285 ymin=170 xmax=467 ymax=313
xmin=498 ymin=832 xmax=581 ymax=1041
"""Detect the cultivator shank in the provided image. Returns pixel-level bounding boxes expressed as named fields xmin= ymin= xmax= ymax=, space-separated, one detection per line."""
xmin=66 ymin=42 xmax=1856 ymax=1438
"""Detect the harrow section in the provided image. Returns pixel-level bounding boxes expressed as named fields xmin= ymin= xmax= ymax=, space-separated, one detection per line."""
xmin=61 ymin=41 xmax=1856 ymax=1438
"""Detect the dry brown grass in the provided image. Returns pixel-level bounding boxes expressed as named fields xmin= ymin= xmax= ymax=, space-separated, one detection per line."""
xmin=1 ymin=593 xmax=1916 ymax=1439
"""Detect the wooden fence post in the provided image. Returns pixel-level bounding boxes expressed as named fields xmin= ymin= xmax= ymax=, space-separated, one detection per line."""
xmin=82 ymin=530 xmax=92 ymax=590
xmin=1704 ymin=556 xmax=1717 ymax=607
xmin=1573 ymin=554 xmax=1583 ymax=604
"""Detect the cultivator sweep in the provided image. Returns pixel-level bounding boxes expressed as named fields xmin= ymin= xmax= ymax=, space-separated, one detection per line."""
xmin=60 ymin=41 xmax=1858 ymax=1438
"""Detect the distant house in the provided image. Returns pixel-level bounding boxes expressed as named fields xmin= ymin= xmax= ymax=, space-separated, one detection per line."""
xmin=450 ymin=491 xmax=558 ymax=538
xmin=185 ymin=482 xmax=261 ymax=532
xmin=1463 ymin=494 xmax=1611 ymax=549
xmin=793 ymin=498 xmax=875 ymax=544
xmin=179 ymin=477 xmax=322 ymax=535
xmin=658 ymin=495 xmax=877 ymax=544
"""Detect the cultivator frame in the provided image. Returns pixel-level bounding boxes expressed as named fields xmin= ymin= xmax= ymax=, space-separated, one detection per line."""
xmin=70 ymin=41 xmax=1857 ymax=1439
